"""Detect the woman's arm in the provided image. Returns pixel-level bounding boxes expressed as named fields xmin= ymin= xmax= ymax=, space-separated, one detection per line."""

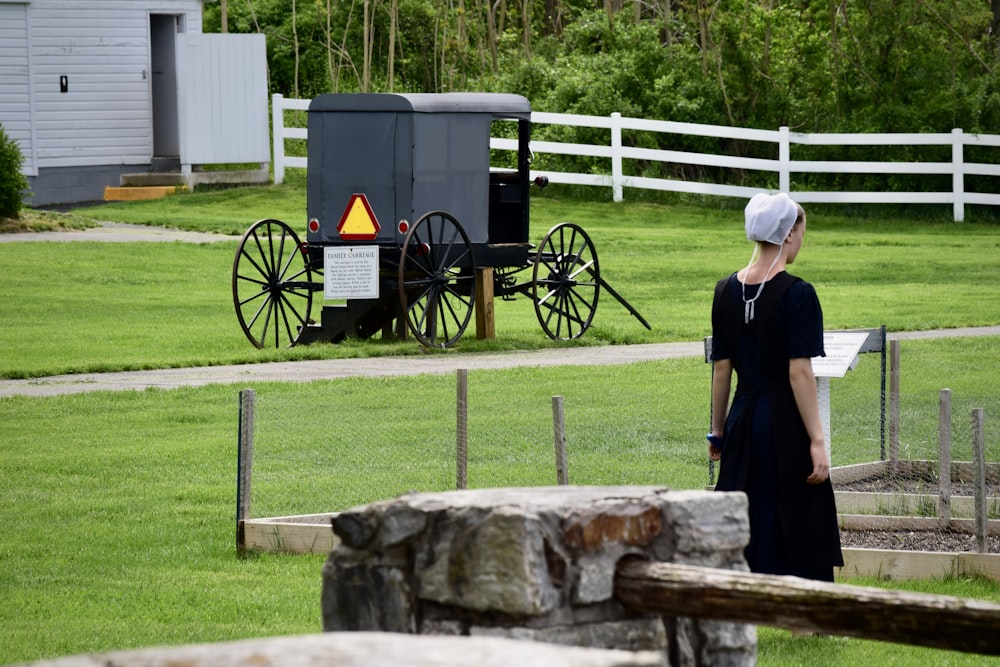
xmin=709 ymin=359 xmax=733 ymax=461
xmin=789 ymin=357 xmax=828 ymax=484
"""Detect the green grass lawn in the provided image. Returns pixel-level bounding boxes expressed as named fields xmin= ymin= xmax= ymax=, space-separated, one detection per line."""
xmin=3 ymin=187 xmax=1000 ymax=666
xmin=3 ymin=185 xmax=999 ymax=378
xmin=3 ymin=350 xmax=1000 ymax=666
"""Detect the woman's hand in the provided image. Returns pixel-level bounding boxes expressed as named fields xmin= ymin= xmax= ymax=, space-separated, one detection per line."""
xmin=806 ymin=439 xmax=829 ymax=484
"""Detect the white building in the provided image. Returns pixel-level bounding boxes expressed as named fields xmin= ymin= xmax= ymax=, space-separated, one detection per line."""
xmin=0 ymin=0 xmax=269 ymax=206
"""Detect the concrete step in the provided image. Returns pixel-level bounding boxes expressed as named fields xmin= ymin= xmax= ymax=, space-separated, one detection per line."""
xmin=120 ymin=172 xmax=188 ymax=187
xmin=103 ymin=185 xmax=187 ymax=201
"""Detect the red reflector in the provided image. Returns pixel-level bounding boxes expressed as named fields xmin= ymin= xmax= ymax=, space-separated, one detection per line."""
xmin=398 ymin=219 xmax=409 ymax=234
xmin=308 ymin=218 xmax=320 ymax=233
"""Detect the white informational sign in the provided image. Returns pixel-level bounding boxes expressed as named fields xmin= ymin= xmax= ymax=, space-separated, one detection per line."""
xmin=324 ymin=246 xmax=380 ymax=300
xmin=811 ymin=331 xmax=870 ymax=463
xmin=811 ymin=331 xmax=870 ymax=378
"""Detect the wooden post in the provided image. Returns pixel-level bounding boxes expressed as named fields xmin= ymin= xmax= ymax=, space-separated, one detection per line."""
xmin=456 ymin=369 xmax=468 ymax=490
xmin=973 ymin=407 xmax=987 ymax=553
xmin=939 ymin=389 xmax=952 ymax=528
xmin=475 ymin=268 xmax=495 ymax=340
xmin=888 ymin=339 xmax=901 ymax=473
xmin=552 ymin=396 xmax=569 ymax=485
xmin=615 ymin=559 xmax=1000 ymax=655
xmin=237 ymin=388 xmax=255 ymax=553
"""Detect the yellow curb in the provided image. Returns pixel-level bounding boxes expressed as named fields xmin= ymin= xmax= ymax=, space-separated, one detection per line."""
xmin=103 ymin=185 xmax=187 ymax=201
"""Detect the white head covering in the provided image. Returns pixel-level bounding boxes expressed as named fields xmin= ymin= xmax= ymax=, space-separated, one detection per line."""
xmin=740 ymin=193 xmax=801 ymax=324
xmin=745 ymin=192 xmax=799 ymax=245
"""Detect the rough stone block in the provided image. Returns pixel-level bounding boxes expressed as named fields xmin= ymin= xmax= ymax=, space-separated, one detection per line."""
xmin=415 ymin=506 xmax=561 ymax=616
xmin=320 ymin=486 xmax=755 ymax=665
xmin=564 ymin=500 xmax=664 ymax=552
xmin=472 ymin=618 xmax=667 ymax=652
xmin=15 ymin=633 xmax=670 ymax=667
xmin=321 ymin=563 xmax=415 ymax=633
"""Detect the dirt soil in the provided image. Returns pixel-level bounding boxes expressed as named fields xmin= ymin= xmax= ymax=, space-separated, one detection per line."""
xmin=837 ymin=475 xmax=1000 ymax=553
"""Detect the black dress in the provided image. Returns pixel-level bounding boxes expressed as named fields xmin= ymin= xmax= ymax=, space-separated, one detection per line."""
xmin=711 ymin=271 xmax=843 ymax=581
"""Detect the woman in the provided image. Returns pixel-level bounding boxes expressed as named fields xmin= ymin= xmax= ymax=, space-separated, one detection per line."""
xmin=708 ymin=192 xmax=843 ymax=581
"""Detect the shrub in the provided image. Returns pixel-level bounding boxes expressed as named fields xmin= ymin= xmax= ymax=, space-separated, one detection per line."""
xmin=0 ymin=123 xmax=29 ymax=219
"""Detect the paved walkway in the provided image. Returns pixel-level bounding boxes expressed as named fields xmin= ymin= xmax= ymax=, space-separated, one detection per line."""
xmin=2 ymin=327 xmax=999 ymax=399
xmin=0 ymin=221 xmax=236 ymax=243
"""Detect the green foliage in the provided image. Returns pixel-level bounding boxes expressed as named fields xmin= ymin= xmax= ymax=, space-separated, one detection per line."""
xmin=206 ymin=0 xmax=1000 ymax=195
xmin=204 ymin=0 xmax=1000 ymax=132
xmin=0 ymin=122 xmax=29 ymax=219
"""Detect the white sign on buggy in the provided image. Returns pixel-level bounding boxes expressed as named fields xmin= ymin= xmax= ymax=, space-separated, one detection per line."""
xmin=324 ymin=246 xmax=380 ymax=300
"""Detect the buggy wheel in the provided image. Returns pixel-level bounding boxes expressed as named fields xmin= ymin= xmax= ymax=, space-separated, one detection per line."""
xmin=233 ymin=218 xmax=315 ymax=349
xmin=398 ymin=211 xmax=476 ymax=348
xmin=532 ymin=222 xmax=600 ymax=340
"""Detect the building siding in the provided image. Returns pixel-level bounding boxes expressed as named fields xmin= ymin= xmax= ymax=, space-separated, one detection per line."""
xmin=6 ymin=0 xmax=203 ymax=172
xmin=0 ymin=2 xmax=34 ymax=174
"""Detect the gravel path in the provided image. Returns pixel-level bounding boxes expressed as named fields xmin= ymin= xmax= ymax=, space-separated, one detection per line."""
xmin=0 ymin=221 xmax=236 ymax=243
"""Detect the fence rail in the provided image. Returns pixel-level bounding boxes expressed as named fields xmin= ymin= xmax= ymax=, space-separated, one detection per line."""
xmin=272 ymin=94 xmax=1000 ymax=221
xmin=614 ymin=559 xmax=1000 ymax=655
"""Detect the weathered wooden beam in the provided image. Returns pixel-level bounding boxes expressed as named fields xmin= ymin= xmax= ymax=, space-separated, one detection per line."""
xmin=475 ymin=267 xmax=495 ymax=340
xmin=614 ymin=559 xmax=1000 ymax=655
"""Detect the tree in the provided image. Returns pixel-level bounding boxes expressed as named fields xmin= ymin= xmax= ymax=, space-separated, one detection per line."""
xmin=0 ymin=123 xmax=29 ymax=220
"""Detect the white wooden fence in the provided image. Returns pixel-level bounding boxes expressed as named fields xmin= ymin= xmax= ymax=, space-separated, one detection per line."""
xmin=272 ymin=93 xmax=1000 ymax=221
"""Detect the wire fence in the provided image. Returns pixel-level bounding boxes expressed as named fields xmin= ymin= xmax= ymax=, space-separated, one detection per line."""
xmin=239 ymin=348 xmax=997 ymax=521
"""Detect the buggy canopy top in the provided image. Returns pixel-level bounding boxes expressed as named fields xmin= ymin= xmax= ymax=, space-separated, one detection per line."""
xmin=307 ymin=92 xmax=533 ymax=247
xmin=308 ymin=92 xmax=532 ymax=119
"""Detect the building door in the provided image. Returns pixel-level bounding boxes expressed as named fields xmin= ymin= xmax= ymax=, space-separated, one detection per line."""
xmin=150 ymin=14 xmax=181 ymax=158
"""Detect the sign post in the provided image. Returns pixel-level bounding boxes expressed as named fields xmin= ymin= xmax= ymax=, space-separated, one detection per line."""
xmin=811 ymin=331 xmax=870 ymax=462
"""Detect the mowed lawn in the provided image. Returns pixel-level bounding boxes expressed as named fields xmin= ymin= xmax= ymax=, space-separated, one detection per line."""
xmin=2 ymin=188 xmax=1000 ymax=666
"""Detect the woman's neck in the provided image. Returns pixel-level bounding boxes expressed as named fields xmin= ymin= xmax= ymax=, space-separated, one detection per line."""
xmin=739 ymin=243 xmax=786 ymax=283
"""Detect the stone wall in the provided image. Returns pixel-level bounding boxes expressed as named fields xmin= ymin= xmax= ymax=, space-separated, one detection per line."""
xmin=321 ymin=486 xmax=756 ymax=666
xmin=16 ymin=632 xmax=666 ymax=667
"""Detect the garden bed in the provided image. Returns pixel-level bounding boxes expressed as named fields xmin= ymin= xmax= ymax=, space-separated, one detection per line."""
xmin=832 ymin=459 xmax=1000 ymax=580
xmin=241 ymin=461 xmax=1000 ymax=581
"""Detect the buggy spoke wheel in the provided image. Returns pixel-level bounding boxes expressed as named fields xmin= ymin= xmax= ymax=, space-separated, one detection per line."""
xmin=532 ymin=222 xmax=600 ymax=340
xmin=233 ymin=218 xmax=315 ymax=349
xmin=398 ymin=211 xmax=476 ymax=348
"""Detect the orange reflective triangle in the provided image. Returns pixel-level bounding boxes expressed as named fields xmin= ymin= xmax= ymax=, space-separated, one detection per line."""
xmin=337 ymin=194 xmax=381 ymax=240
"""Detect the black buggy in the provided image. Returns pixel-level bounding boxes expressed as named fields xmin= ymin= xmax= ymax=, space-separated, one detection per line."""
xmin=233 ymin=93 xmax=649 ymax=349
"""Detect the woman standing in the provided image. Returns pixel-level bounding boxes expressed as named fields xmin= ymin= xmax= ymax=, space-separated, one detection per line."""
xmin=708 ymin=193 xmax=842 ymax=581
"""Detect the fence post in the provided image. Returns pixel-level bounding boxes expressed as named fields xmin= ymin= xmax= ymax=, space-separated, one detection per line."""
xmin=610 ymin=112 xmax=623 ymax=203
xmin=456 ymin=369 xmax=468 ymax=490
xmin=952 ymin=128 xmax=965 ymax=222
xmin=272 ymin=94 xmax=286 ymax=185
xmin=973 ymin=407 xmax=987 ymax=553
xmin=552 ymin=396 xmax=569 ymax=485
xmin=938 ymin=388 xmax=952 ymax=528
xmin=888 ymin=339 xmax=900 ymax=473
xmin=779 ymin=126 xmax=791 ymax=193
xmin=237 ymin=388 xmax=256 ymax=553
